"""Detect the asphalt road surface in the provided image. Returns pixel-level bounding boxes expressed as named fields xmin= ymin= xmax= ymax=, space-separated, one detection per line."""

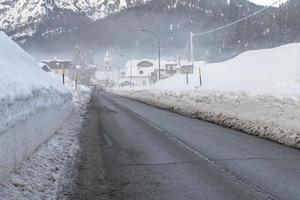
xmin=69 ymin=89 xmax=300 ymax=200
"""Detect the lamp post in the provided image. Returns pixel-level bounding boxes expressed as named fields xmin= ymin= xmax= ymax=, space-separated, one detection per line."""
xmin=140 ymin=29 xmax=161 ymax=80
xmin=75 ymin=65 xmax=80 ymax=90
xmin=190 ymin=32 xmax=194 ymax=68
xmin=120 ymin=54 xmax=133 ymax=87
xmin=190 ymin=32 xmax=202 ymax=87
xmin=62 ymin=64 xmax=65 ymax=85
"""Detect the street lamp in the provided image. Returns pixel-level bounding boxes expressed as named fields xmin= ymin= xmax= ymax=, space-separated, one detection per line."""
xmin=190 ymin=32 xmax=194 ymax=68
xmin=190 ymin=32 xmax=202 ymax=87
xmin=120 ymin=54 xmax=133 ymax=87
xmin=75 ymin=65 xmax=80 ymax=90
xmin=140 ymin=29 xmax=161 ymax=80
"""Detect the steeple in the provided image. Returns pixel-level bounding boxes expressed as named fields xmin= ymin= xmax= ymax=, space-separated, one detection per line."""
xmin=104 ymin=50 xmax=113 ymax=71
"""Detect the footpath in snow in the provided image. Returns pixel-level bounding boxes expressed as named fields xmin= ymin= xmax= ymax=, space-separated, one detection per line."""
xmin=0 ymin=32 xmax=73 ymax=182
xmin=112 ymin=43 xmax=300 ymax=148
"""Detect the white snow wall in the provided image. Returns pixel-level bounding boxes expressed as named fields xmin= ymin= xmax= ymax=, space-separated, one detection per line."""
xmin=113 ymin=89 xmax=300 ymax=149
xmin=0 ymin=102 xmax=73 ymax=182
xmin=0 ymin=32 xmax=73 ymax=182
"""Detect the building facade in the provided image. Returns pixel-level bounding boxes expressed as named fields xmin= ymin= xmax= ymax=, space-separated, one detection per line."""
xmin=120 ymin=59 xmax=185 ymax=87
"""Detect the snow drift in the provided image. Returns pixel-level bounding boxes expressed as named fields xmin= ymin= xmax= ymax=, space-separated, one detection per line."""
xmin=0 ymin=32 xmax=73 ymax=182
xmin=112 ymin=43 xmax=300 ymax=148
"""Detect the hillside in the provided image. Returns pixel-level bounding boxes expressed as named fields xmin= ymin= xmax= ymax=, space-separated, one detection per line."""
xmin=0 ymin=0 xmax=150 ymax=43
xmin=1 ymin=0 xmax=299 ymax=63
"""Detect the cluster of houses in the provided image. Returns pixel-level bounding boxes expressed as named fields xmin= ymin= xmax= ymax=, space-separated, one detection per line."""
xmin=40 ymin=47 xmax=97 ymax=86
xmin=118 ymin=59 xmax=193 ymax=87
xmin=41 ymin=59 xmax=96 ymax=86
xmin=39 ymin=49 xmax=194 ymax=88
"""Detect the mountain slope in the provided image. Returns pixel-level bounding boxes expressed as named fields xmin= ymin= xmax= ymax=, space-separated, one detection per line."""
xmin=0 ymin=0 xmax=150 ymax=43
xmin=1 ymin=0 xmax=298 ymax=63
xmin=24 ymin=0 xmax=263 ymax=58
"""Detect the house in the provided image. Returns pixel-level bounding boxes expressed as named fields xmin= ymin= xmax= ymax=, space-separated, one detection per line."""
xmin=165 ymin=60 xmax=179 ymax=76
xmin=122 ymin=59 xmax=156 ymax=86
xmin=120 ymin=58 xmax=186 ymax=86
xmin=95 ymin=70 xmax=119 ymax=88
xmin=42 ymin=58 xmax=97 ymax=86
xmin=42 ymin=59 xmax=73 ymax=77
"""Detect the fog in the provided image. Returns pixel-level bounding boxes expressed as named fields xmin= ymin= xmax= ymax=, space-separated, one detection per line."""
xmin=22 ymin=0 xmax=299 ymax=70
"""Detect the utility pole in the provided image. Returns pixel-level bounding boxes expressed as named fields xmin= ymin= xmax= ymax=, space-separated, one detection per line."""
xmin=186 ymin=73 xmax=189 ymax=85
xmin=140 ymin=29 xmax=161 ymax=80
xmin=130 ymin=60 xmax=133 ymax=88
xmin=199 ymin=66 xmax=202 ymax=87
xmin=62 ymin=64 xmax=65 ymax=85
xmin=158 ymin=38 xmax=161 ymax=80
xmin=190 ymin=32 xmax=194 ymax=68
xmin=75 ymin=65 xmax=80 ymax=90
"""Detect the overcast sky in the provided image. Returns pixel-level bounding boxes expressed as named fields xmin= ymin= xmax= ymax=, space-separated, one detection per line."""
xmin=249 ymin=0 xmax=289 ymax=6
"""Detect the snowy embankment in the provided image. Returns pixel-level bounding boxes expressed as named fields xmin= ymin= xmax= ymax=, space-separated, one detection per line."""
xmin=0 ymin=32 xmax=73 ymax=182
xmin=112 ymin=43 xmax=300 ymax=148
xmin=0 ymin=84 xmax=91 ymax=200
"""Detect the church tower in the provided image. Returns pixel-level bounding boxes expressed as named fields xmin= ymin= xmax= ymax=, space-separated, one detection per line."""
xmin=104 ymin=50 xmax=113 ymax=71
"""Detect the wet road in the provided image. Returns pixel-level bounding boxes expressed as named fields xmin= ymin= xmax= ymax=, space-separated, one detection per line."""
xmin=70 ymin=90 xmax=300 ymax=200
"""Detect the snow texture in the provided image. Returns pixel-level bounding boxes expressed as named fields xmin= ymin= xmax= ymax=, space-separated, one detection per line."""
xmin=112 ymin=43 xmax=300 ymax=148
xmin=0 ymin=83 xmax=91 ymax=200
xmin=0 ymin=32 xmax=73 ymax=182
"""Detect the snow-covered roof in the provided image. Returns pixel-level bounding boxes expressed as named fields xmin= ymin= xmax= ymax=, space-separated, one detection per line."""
xmin=42 ymin=59 xmax=72 ymax=63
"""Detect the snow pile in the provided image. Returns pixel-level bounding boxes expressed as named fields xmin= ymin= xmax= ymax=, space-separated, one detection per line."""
xmin=152 ymin=43 xmax=300 ymax=93
xmin=112 ymin=43 xmax=300 ymax=148
xmin=0 ymin=86 xmax=91 ymax=200
xmin=0 ymin=32 xmax=73 ymax=182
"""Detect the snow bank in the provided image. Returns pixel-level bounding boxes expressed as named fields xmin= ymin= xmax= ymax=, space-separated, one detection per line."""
xmin=112 ymin=43 xmax=300 ymax=148
xmin=0 ymin=84 xmax=91 ymax=200
xmin=0 ymin=32 xmax=73 ymax=182
xmin=152 ymin=43 xmax=300 ymax=94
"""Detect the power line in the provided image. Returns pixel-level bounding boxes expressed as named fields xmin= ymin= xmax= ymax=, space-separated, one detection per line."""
xmin=179 ymin=0 xmax=285 ymax=61
xmin=193 ymin=0 xmax=285 ymax=37
xmin=184 ymin=0 xmax=286 ymax=87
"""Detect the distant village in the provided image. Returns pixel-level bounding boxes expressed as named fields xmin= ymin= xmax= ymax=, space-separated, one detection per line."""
xmin=40 ymin=47 xmax=193 ymax=88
